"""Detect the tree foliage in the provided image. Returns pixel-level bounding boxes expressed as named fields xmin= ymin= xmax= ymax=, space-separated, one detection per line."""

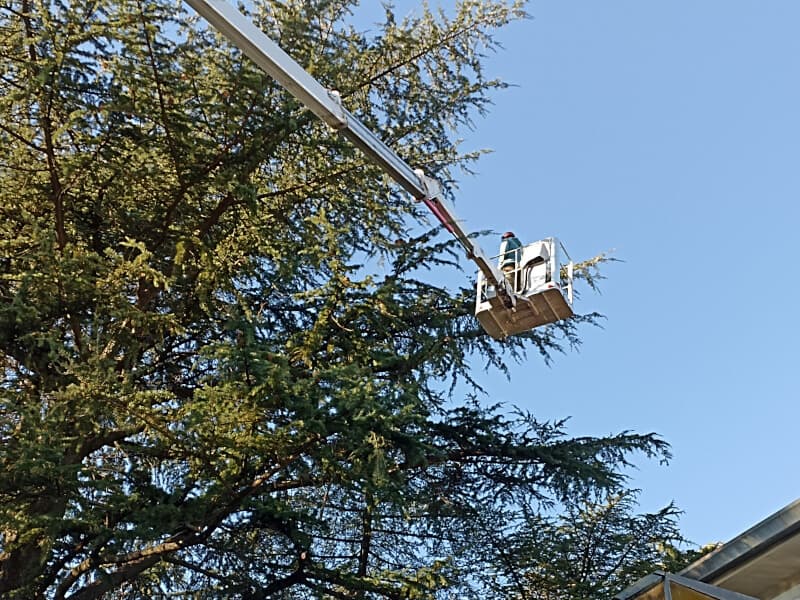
xmin=1 ymin=1 xmax=669 ymax=598
xmin=480 ymin=491 xmax=710 ymax=599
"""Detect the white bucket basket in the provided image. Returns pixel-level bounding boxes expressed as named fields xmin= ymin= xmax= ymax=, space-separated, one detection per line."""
xmin=475 ymin=237 xmax=574 ymax=339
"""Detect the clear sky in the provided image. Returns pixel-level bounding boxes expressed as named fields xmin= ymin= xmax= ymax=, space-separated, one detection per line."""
xmin=353 ymin=1 xmax=800 ymax=546
xmin=457 ymin=0 xmax=800 ymax=546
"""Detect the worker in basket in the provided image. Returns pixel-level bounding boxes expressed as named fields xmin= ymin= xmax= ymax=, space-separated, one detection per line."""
xmin=499 ymin=231 xmax=522 ymax=292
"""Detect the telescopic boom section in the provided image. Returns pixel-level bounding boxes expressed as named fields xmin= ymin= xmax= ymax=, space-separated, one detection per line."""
xmin=184 ymin=0 xmax=516 ymax=306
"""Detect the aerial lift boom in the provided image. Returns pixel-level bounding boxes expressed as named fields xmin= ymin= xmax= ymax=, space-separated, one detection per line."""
xmin=184 ymin=0 xmax=573 ymax=337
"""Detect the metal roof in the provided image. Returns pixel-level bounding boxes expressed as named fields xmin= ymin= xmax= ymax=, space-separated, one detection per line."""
xmin=615 ymin=499 xmax=800 ymax=600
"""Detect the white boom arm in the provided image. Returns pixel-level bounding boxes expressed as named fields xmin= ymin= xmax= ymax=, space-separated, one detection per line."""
xmin=184 ymin=0 xmax=516 ymax=307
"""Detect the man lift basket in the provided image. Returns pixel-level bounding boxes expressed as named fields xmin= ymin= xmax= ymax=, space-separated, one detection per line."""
xmin=476 ymin=234 xmax=573 ymax=339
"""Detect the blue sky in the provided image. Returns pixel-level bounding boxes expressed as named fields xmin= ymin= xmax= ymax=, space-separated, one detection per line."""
xmin=452 ymin=1 xmax=800 ymax=546
xmin=351 ymin=1 xmax=800 ymax=546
